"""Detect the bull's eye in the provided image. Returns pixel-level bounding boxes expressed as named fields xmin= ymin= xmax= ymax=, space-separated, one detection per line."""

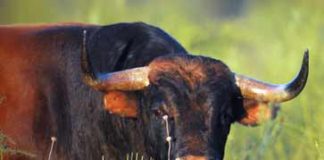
xmin=152 ymin=105 xmax=168 ymax=117
xmin=152 ymin=108 xmax=165 ymax=117
xmin=151 ymin=101 xmax=171 ymax=118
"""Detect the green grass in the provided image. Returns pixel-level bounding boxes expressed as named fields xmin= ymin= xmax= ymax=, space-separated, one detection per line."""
xmin=0 ymin=132 xmax=36 ymax=159
xmin=1 ymin=0 xmax=323 ymax=159
xmin=0 ymin=134 xmax=4 ymax=160
xmin=0 ymin=132 xmax=7 ymax=160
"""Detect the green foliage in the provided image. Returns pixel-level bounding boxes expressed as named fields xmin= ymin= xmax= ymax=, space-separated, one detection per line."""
xmin=0 ymin=132 xmax=6 ymax=160
xmin=1 ymin=0 xmax=323 ymax=159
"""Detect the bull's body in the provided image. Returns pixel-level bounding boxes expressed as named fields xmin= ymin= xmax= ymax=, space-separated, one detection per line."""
xmin=0 ymin=22 xmax=309 ymax=160
xmin=0 ymin=23 xmax=187 ymax=159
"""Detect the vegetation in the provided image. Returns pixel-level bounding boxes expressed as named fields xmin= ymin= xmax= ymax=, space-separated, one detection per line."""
xmin=0 ymin=0 xmax=323 ymax=159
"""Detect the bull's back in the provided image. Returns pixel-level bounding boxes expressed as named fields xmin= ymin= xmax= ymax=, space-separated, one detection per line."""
xmin=0 ymin=24 xmax=90 ymax=159
xmin=0 ymin=26 xmax=44 ymax=159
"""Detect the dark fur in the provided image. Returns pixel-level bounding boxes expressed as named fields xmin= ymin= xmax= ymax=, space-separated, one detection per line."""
xmin=2 ymin=22 xmax=245 ymax=159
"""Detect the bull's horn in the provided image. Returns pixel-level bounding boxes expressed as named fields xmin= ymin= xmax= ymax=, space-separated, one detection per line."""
xmin=81 ymin=30 xmax=150 ymax=91
xmin=235 ymin=50 xmax=309 ymax=102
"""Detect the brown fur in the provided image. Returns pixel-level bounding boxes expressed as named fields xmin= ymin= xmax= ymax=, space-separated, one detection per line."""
xmin=0 ymin=28 xmax=42 ymax=158
xmin=103 ymin=91 xmax=138 ymax=117
xmin=0 ymin=24 xmax=92 ymax=159
xmin=149 ymin=56 xmax=207 ymax=90
xmin=239 ymin=99 xmax=271 ymax=126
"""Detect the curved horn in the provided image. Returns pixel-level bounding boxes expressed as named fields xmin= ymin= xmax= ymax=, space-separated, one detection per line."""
xmin=81 ymin=30 xmax=150 ymax=91
xmin=235 ymin=50 xmax=309 ymax=103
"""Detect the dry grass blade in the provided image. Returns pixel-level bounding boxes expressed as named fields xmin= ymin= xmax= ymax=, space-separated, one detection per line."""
xmin=125 ymin=152 xmax=153 ymax=160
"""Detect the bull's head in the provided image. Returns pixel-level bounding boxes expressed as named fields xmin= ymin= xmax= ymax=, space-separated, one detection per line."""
xmin=81 ymin=30 xmax=308 ymax=159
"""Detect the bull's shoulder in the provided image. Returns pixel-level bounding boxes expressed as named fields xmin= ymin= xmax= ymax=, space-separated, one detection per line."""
xmin=98 ymin=22 xmax=182 ymax=45
xmin=87 ymin=22 xmax=187 ymax=71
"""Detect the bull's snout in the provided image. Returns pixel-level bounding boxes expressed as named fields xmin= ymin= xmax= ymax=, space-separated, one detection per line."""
xmin=175 ymin=155 xmax=208 ymax=160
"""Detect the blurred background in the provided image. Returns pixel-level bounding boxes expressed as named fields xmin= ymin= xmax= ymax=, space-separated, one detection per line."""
xmin=0 ymin=0 xmax=323 ymax=159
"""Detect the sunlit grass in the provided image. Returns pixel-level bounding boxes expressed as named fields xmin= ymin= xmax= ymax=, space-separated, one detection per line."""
xmin=1 ymin=0 xmax=323 ymax=159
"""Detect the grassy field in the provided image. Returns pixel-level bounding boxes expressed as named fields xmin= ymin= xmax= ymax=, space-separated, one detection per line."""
xmin=1 ymin=0 xmax=323 ymax=159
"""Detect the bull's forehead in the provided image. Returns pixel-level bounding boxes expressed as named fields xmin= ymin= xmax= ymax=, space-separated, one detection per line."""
xmin=148 ymin=55 xmax=232 ymax=86
xmin=146 ymin=55 xmax=235 ymax=115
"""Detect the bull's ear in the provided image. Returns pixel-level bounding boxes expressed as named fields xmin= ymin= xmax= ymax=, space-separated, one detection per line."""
xmin=238 ymin=99 xmax=279 ymax=126
xmin=103 ymin=91 xmax=139 ymax=118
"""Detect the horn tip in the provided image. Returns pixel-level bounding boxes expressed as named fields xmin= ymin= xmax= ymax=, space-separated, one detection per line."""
xmin=284 ymin=49 xmax=309 ymax=100
xmin=302 ymin=49 xmax=309 ymax=73
xmin=304 ymin=49 xmax=309 ymax=62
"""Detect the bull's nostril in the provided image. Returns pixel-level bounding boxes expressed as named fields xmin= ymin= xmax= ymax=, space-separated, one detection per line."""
xmin=175 ymin=156 xmax=208 ymax=160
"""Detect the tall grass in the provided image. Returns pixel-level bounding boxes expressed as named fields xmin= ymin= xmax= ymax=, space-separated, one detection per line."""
xmin=1 ymin=0 xmax=323 ymax=159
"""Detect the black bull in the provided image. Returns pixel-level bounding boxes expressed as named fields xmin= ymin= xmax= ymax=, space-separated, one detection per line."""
xmin=0 ymin=22 xmax=308 ymax=160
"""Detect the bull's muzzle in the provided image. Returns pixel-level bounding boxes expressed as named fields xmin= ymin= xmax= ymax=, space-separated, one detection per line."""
xmin=175 ymin=155 xmax=208 ymax=160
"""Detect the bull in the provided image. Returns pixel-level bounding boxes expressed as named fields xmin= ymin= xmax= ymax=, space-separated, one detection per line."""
xmin=0 ymin=22 xmax=308 ymax=160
